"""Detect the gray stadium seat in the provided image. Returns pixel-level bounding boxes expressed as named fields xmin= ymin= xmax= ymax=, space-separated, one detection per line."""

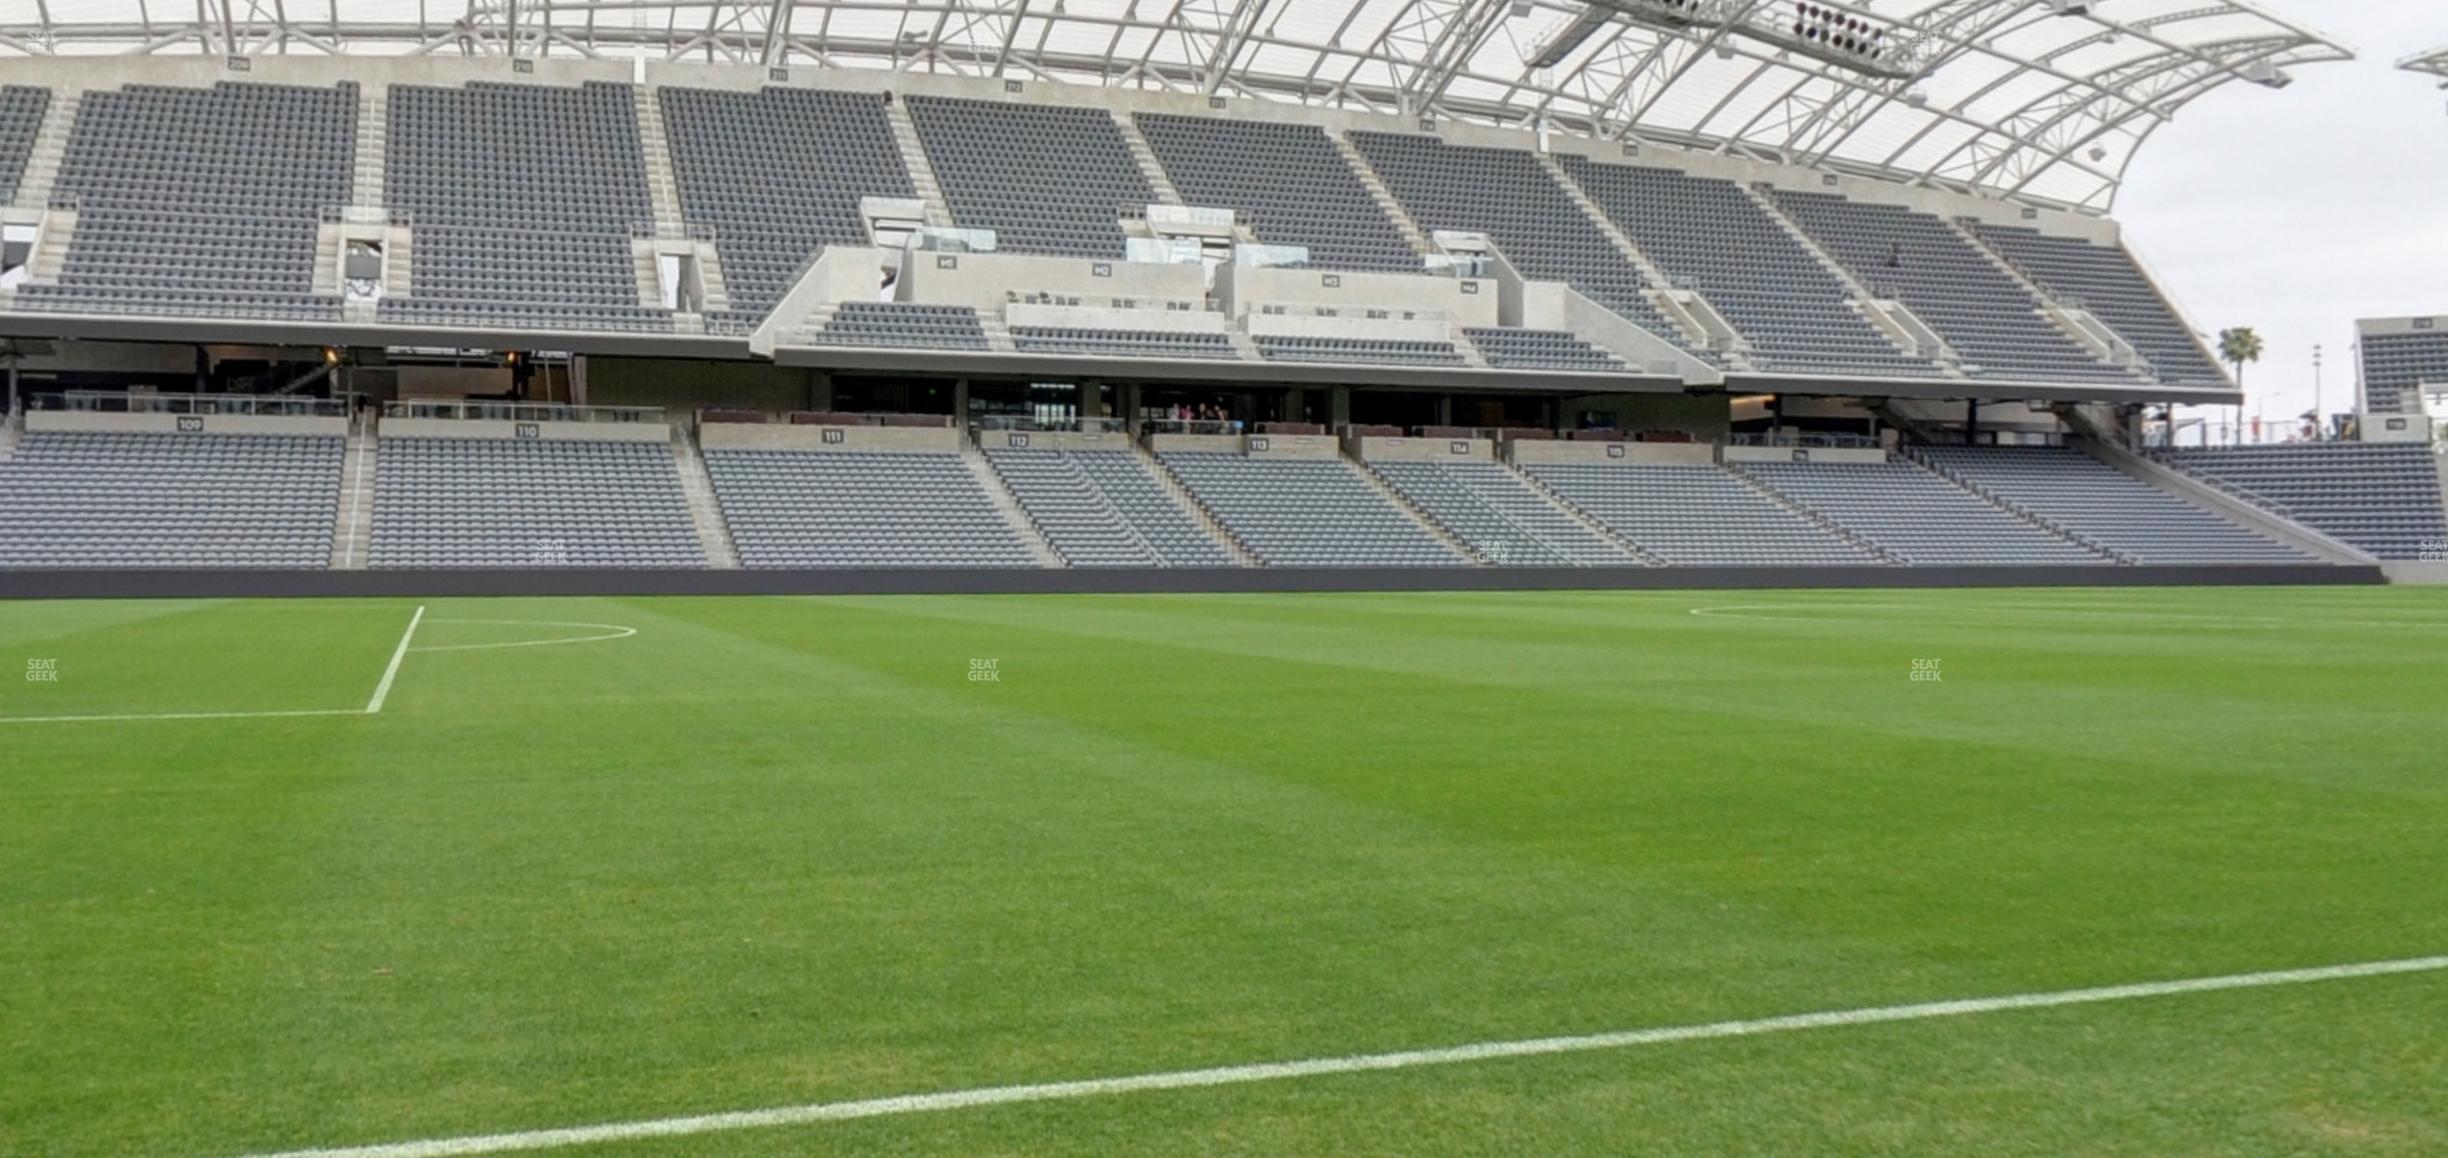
xmin=1771 ymin=190 xmax=2135 ymax=384
xmin=369 ymin=436 xmax=703 ymax=568
xmin=1523 ymin=462 xmax=1881 ymax=566
xmin=1159 ymin=451 xmax=1466 ymax=567
xmin=1917 ymin=445 xmax=2312 ymax=564
xmin=1737 ymin=457 xmax=2112 ymax=565
xmin=705 ymin=448 xmax=1037 ymax=568
xmin=1134 ymin=113 xmax=1418 ymax=274
xmin=0 ymin=431 xmax=340 ymax=568
xmin=659 ymin=86 xmax=914 ymax=327
xmin=905 ymin=96 xmax=1150 ymax=259
xmin=379 ymin=82 xmax=671 ymax=333
xmin=1559 ymin=157 xmax=1943 ymax=379
xmin=986 ymin=448 xmax=1235 ymax=567
xmin=18 ymin=81 xmax=351 ymax=322
xmin=2159 ymin=443 xmax=2448 ymax=560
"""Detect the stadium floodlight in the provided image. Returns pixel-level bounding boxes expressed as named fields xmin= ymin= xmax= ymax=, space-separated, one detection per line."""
xmin=1564 ymin=0 xmax=1927 ymax=81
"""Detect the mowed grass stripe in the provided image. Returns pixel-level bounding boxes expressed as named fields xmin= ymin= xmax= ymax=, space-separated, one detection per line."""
xmin=0 ymin=590 xmax=2443 ymax=1157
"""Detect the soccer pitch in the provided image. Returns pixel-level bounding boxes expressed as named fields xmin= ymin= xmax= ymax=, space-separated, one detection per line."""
xmin=3 ymin=588 xmax=2445 ymax=1157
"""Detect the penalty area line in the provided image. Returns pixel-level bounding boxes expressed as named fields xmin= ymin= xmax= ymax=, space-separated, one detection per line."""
xmin=364 ymin=604 xmax=427 ymax=715
xmin=239 ymin=953 xmax=2448 ymax=1158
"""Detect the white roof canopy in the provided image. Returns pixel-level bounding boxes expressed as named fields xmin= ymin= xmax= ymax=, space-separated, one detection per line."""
xmin=2403 ymin=44 xmax=2448 ymax=82
xmin=0 ymin=0 xmax=2352 ymax=212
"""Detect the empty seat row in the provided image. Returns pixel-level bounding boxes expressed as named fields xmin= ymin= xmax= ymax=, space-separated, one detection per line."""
xmin=0 ymin=431 xmax=340 ymax=569
xmin=706 ymin=447 xmax=1038 ymax=568
xmin=1159 ymin=452 xmax=1466 ymax=567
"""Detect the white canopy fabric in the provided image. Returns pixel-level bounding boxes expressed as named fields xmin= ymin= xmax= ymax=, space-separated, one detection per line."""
xmin=0 ymin=0 xmax=2352 ymax=212
xmin=2403 ymin=44 xmax=2448 ymax=81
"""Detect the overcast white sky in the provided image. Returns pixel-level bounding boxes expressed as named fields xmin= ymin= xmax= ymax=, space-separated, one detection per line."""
xmin=2115 ymin=3 xmax=2446 ymax=432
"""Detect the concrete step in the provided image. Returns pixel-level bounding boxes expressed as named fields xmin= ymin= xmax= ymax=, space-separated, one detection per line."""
xmin=1329 ymin=130 xmax=1433 ymax=258
xmin=1349 ymin=457 xmax=1482 ymax=565
xmin=886 ymin=103 xmax=956 ymax=228
xmin=1721 ymin=462 xmax=1904 ymax=565
xmin=1139 ymin=442 xmax=1260 ymax=566
xmin=964 ymin=443 xmax=1063 ymax=567
xmin=1113 ymin=112 xmax=1182 ymax=206
xmin=670 ymin=425 xmax=740 ymax=568
xmin=331 ymin=423 xmax=377 ymax=570
xmin=1504 ymin=458 xmax=1657 ymax=565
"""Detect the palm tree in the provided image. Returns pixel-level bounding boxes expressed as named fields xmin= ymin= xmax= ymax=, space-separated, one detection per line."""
xmin=2218 ymin=327 xmax=2265 ymax=446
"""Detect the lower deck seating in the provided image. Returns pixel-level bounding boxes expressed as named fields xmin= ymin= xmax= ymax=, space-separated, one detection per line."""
xmin=1523 ymin=462 xmax=1879 ymax=566
xmin=707 ymin=449 xmax=1036 ymax=568
xmin=369 ymin=437 xmax=702 ymax=568
xmin=1737 ymin=458 xmax=2110 ymax=566
xmin=1159 ymin=452 xmax=1466 ymax=567
xmin=1369 ymin=460 xmax=1637 ymax=565
xmin=2159 ymin=443 xmax=2448 ymax=560
xmin=0 ymin=432 xmax=339 ymax=568
xmin=1917 ymin=446 xmax=2313 ymax=565
xmin=986 ymin=448 xmax=1235 ymax=567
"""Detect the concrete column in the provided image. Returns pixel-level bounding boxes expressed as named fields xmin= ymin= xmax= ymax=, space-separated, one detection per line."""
xmin=953 ymin=378 xmax=971 ymax=424
xmin=1079 ymin=380 xmax=1106 ymax=419
xmin=809 ymin=372 xmax=834 ymax=412
xmin=1330 ymin=386 xmax=1351 ymax=428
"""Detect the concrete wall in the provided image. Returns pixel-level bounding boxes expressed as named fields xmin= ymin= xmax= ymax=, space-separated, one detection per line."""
xmin=1216 ymin=264 xmax=1496 ymax=327
xmin=896 ymin=250 xmax=1206 ymax=312
xmin=977 ymin=428 xmax=1136 ymax=452
xmin=1508 ymin=440 xmax=1715 ymax=466
xmin=1242 ymin=312 xmax=1453 ymax=344
xmin=1721 ymin=445 xmax=1887 ymax=465
xmin=1003 ymin=303 xmax=1227 ymax=333
xmin=25 ymin=410 xmax=348 ymax=436
xmin=0 ymin=563 xmax=2382 ymax=601
xmin=381 ymin=417 xmax=670 ymax=443
xmin=1146 ymin=433 xmax=1244 ymax=454
xmin=1352 ymin=435 xmax=1492 ymax=462
xmin=1243 ymin=432 xmax=1340 ymax=459
xmin=698 ymin=422 xmax=961 ymax=453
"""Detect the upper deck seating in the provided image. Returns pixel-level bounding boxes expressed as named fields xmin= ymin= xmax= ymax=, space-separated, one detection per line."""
xmin=1134 ymin=113 xmax=1418 ymax=274
xmin=659 ymin=86 xmax=914 ymax=326
xmin=18 ymin=82 xmax=353 ymax=321
xmin=905 ymin=96 xmax=1150 ymax=259
xmin=1771 ymin=190 xmax=2134 ymax=384
xmin=380 ymin=82 xmax=669 ymax=333
xmin=1349 ymin=131 xmax=1699 ymax=357
xmin=1968 ymin=224 xmax=2224 ymax=385
xmin=1559 ymin=157 xmax=1941 ymax=379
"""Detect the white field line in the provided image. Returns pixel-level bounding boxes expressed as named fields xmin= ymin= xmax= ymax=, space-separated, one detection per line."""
xmin=241 ymin=954 xmax=2448 ymax=1158
xmin=362 ymin=605 xmax=427 ymax=714
xmin=0 ymin=707 xmax=367 ymax=725
xmin=408 ymin=619 xmax=636 ymax=653
xmin=0 ymin=605 xmax=430 ymax=725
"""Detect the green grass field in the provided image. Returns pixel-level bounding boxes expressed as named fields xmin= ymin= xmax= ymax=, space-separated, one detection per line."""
xmin=3 ymin=587 xmax=2445 ymax=1157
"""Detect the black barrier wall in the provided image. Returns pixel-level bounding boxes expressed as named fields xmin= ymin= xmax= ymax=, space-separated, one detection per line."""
xmin=0 ymin=564 xmax=2387 ymax=600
